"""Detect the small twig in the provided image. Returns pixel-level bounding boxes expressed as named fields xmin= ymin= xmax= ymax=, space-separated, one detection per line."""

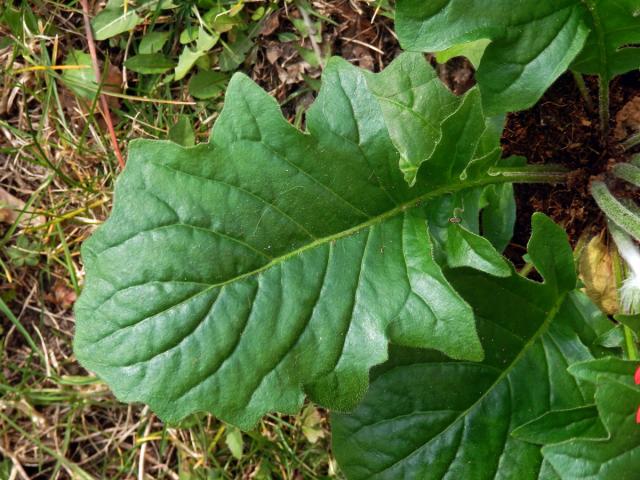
xmin=78 ymin=0 xmax=125 ymax=169
xmin=137 ymin=409 xmax=153 ymax=480
xmin=339 ymin=36 xmax=384 ymax=55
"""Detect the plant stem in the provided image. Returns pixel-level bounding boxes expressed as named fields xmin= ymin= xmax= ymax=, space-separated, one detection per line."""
xmin=592 ymin=181 xmax=640 ymax=241
xmin=572 ymin=71 xmax=594 ymax=111
xmin=625 ymin=326 xmax=639 ymax=360
xmin=79 ymin=0 xmax=126 ymax=169
xmin=623 ymin=132 xmax=640 ymax=151
xmin=488 ymin=164 xmax=568 ymax=184
xmin=598 ymin=76 xmax=610 ymax=134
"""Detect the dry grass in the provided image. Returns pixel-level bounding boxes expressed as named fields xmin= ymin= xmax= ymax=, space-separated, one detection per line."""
xmin=0 ymin=1 xmax=399 ymax=478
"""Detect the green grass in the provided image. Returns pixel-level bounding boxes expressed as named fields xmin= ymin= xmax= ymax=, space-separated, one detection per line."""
xmin=0 ymin=0 xmax=397 ymax=477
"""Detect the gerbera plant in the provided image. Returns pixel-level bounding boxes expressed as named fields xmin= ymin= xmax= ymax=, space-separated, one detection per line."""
xmin=73 ymin=1 xmax=640 ymax=478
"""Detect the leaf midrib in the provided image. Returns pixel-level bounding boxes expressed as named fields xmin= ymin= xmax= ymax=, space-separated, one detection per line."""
xmin=197 ymin=174 xmax=513 ymax=291
xmin=370 ymin=292 xmax=568 ymax=478
xmin=580 ymin=0 xmax=609 ymax=79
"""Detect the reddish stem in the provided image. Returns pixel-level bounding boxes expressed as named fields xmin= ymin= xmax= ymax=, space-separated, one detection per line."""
xmin=78 ymin=0 xmax=126 ymax=169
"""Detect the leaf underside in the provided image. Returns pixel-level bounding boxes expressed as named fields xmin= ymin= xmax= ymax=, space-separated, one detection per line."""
xmin=74 ymin=53 xmax=509 ymax=428
xmin=396 ymin=0 xmax=640 ymax=114
xmin=331 ymin=215 xmax=613 ymax=480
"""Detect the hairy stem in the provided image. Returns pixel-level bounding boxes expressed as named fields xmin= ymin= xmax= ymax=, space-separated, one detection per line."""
xmin=592 ymin=181 xmax=640 ymax=240
xmin=598 ymin=76 xmax=610 ymax=134
xmin=572 ymin=71 xmax=594 ymax=111
xmin=623 ymin=132 xmax=640 ymax=151
xmin=488 ymin=164 xmax=568 ymax=184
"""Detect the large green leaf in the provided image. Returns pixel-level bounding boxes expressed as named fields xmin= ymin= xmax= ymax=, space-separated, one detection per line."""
xmin=331 ymin=214 xmax=613 ymax=479
xmin=74 ymin=54 xmax=511 ymax=428
xmin=396 ymin=0 xmax=640 ymax=114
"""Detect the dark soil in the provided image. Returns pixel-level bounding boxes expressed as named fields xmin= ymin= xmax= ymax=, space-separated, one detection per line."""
xmin=501 ymin=70 xmax=640 ymax=259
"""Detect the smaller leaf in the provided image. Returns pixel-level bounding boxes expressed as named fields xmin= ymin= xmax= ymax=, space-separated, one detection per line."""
xmin=225 ymin=426 xmax=243 ymax=460
xmin=277 ymin=32 xmax=298 ymax=42
xmin=189 ymin=70 xmax=228 ymax=99
xmin=615 ymin=313 xmax=640 ymax=335
xmin=204 ymin=5 xmax=245 ymax=33
xmin=444 ymin=223 xmax=510 ymax=277
xmin=435 ymin=39 xmax=490 ymax=68
xmin=61 ymin=50 xmax=97 ymax=100
xmin=543 ymin=380 xmax=640 ymax=480
xmin=219 ymin=33 xmax=254 ymax=72
xmin=595 ymin=325 xmax=626 ymax=349
xmin=168 ymin=116 xmax=195 ymax=147
xmin=175 ymin=27 xmax=219 ymax=81
xmin=512 ymin=406 xmax=606 ymax=444
xmin=179 ymin=26 xmax=199 ymax=44
xmin=480 ymin=182 xmax=516 ymax=253
xmin=528 ymin=213 xmax=577 ymax=294
xmin=300 ymin=405 xmax=325 ymax=444
xmin=295 ymin=46 xmax=321 ymax=67
xmin=92 ymin=0 xmax=143 ymax=40
xmin=568 ymin=357 xmax=637 ymax=386
xmin=125 ymin=53 xmax=174 ymax=74
xmin=139 ymin=31 xmax=170 ymax=54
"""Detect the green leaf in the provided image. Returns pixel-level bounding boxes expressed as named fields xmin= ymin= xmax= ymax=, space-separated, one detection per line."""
xmin=616 ymin=313 xmax=640 ymax=335
xmin=225 ymin=426 xmax=244 ymax=460
xmin=571 ymin=0 xmax=640 ymax=82
xmin=219 ymin=33 xmax=254 ymax=72
xmin=361 ymin=53 xmax=466 ymax=185
xmin=168 ymin=115 xmax=195 ymax=147
xmin=480 ymin=182 xmax=516 ymax=253
xmin=568 ymin=357 xmax=637 ymax=386
xmin=395 ymin=0 xmax=591 ymax=115
xmin=92 ymin=0 xmax=143 ymax=40
xmin=512 ymin=406 xmax=607 ymax=444
xmin=139 ymin=31 xmax=171 ymax=54
xmin=175 ymin=27 xmax=219 ymax=81
xmin=425 ymin=188 xmax=511 ymax=276
xmin=74 ymin=54 xmax=507 ymax=429
xmin=595 ymin=324 xmax=626 ymax=349
xmin=61 ymin=50 xmax=98 ymax=100
xmin=189 ymin=70 xmax=228 ymax=100
xmin=125 ymin=53 xmax=174 ymax=74
xmin=434 ymin=39 xmax=491 ymax=68
xmin=331 ymin=215 xmax=613 ymax=479
xmin=543 ymin=380 xmax=640 ymax=479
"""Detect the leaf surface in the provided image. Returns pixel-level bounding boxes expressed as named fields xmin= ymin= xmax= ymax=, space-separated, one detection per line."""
xmin=512 ymin=406 xmax=607 ymax=444
xmin=543 ymin=380 xmax=640 ymax=479
xmin=571 ymin=0 xmax=640 ymax=81
xmin=331 ymin=215 xmax=611 ymax=479
xmin=395 ymin=0 xmax=640 ymax=114
xmin=74 ymin=54 xmax=504 ymax=428
xmin=92 ymin=0 xmax=143 ymax=40
xmin=125 ymin=53 xmax=175 ymax=74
